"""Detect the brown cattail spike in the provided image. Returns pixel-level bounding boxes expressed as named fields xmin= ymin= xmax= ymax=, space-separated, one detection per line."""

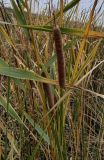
xmin=53 ymin=25 xmax=65 ymax=88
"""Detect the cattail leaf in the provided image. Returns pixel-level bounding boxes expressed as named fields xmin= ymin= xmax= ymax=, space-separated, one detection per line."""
xmin=0 ymin=21 xmax=104 ymax=38
xmin=18 ymin=0 xmax=25 ymax=7
xmin=0 ymin=58 xmax=26 ymax=91
xmin=16 ymin=25 xmax=104 ymax=38
xmin=63 ymin=0 xmax=80 ymax=13
xmin=0 ymin=58 xmax=56 ymax=85
xmin=10 ymin=0 xmax=25 ymax=24
xmin=0 ymin=96 xmax=23 ymax=124
xmin=10 ymin=0 xmax=29 ymax=37
xmin=0 ymin=96 xmax=50 ymax=145
xmin=35 ymin=124 xmax=50 ymax=145
xmin=24 ymin=112 xmax=50 ymax=145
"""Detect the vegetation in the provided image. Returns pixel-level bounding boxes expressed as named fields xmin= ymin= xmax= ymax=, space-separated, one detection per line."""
xmin=0 ymin=0 xmax=104 ymax=159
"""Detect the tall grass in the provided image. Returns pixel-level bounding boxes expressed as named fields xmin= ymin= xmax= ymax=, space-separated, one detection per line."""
xmin=0 ymin=0 xmax=104 ymax=159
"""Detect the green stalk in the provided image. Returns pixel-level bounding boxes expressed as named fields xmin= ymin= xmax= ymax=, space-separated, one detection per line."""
xmin=5 ymin=77 xmax=11 ymax=159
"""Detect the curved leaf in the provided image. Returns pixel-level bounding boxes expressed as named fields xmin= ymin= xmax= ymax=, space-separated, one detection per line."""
xmin=24 ymin=112 xmax=50 ymax=145
xmin=0 ymin=96 xmax=23 ymax=124
xmin=0 ymin=58 xmax=56 ymax=85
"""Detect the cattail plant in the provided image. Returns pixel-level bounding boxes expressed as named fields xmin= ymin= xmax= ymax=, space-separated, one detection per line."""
xmin=53 ymin=25 xmax=65 ymax=88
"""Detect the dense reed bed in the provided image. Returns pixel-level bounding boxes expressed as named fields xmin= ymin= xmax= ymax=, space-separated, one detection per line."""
xmin=0 ymin=0 xmax=104 ymax=159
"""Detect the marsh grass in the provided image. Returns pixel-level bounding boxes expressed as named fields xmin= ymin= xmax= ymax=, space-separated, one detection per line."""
xmin=0 ymin=0 xmax=104 ymax=159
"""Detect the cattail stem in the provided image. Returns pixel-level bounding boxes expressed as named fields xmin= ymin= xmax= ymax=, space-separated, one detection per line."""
xmin=53 ymin=25 xmax=65 ymax=88
xmin=42 ymin=72 xmax=54 ymax=109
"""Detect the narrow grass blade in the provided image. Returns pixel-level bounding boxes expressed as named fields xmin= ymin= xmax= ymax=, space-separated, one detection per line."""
xmin=72 ymin=40 xmax=102 ymax=83
xmin=75 ymin=59 xmax=104 ymax=86
xmin=0 ymin=96 xmax=23 ymax=124
xmin=24 ymin=112 xmax=50 ymax=145
xmin=45 ymin=0 xmax=80 ymax=24
xmin=76 ymin=87 xmax=104 ymax=99
xmin=0 ymin=26 xmax=16 ymax=50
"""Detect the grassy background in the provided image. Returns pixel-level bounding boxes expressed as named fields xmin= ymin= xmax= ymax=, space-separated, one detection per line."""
xmin=0 ymin=0 xmax=104 ymax=159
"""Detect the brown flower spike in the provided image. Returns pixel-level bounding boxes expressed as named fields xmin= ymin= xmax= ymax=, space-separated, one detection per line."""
xmin=53 ymin=25 xmax=65 ymax=88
